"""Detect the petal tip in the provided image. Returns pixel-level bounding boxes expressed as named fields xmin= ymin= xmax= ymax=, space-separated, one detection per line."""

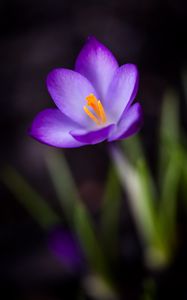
xmin=86 ymin=35 xmax=97 ymax=43
xmin=123 ymin=63 xmax=139 ymax=78
xmin=84 ymin=35 xmax=102 ymax=46
xmin=28 ymin=109 xmax=87 ymax=148
xmin=108 ymin=103 xmax=143 ymax=142
xmin=46 ymin=68 xmax=62 ymax=91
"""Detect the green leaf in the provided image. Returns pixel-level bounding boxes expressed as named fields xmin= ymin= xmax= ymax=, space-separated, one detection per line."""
xmin=1 ymin=166 xmax=60 ymax=229
xmin=180 ymin=147 xmax=187 ymax=210
xmin=159 ymin=147 xmax=182 ymax=246
xmin=83 ymin=274 xmax=118 ymax=300
xmin=121 ymin=135 xmax=144 ymax=164
xmin=101 ymin=164 xmax=121 ymax=258
xmin=74 ymin=201 xmax=111 ymax=281
xmin=158 ymin=89 xmax=180 ymax=189
xmin=141 ymin=278 xmax=156 ymax=300
xmin=158 ymin=88 xmax=182 ymax=249
xmin=110 ymin=145 xmax=157 ymax=244
xmin=110 ymin=145 xmax=170 ymax=268
xmin=159 ymin=88 xmax=180 ymax=145
xmin=45 ymin=149 xmax=113 ymax=284
xmin=45 ymin=149 xmax=80 ymax=222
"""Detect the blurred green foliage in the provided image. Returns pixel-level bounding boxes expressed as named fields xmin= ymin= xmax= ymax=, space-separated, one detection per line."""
xmin=1 ymin=84 xmax=187 ymax=299
xmin=111 ymin=88 xmax=186 ymax=269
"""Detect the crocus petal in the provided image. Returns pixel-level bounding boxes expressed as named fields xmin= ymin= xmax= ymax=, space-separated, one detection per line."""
xmin=47 ymin=68 xmax=97 ymax=126
xmin=29 ymin=108 xmax=86 ymax=148
xmin=48 ymin=227 xmax=84 ymax=271
xmin=71 ymin=124 xmax=115 ymax=145
xmin=75 ymin=36 xmax=119 ymax=100
xmin=108 ymin=103 xmax=143 ymax=141
xmin=105 ymin=64 xmax=139 ymax=122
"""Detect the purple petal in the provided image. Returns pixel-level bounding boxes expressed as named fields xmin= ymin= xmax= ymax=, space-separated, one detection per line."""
xmin=29 ymin=108 xmax=86 ymax=148
xmin=71 ymin=124 xmax=115 ymax=144
xmin=108 ymin=103 xmax=143 ymax=141
xmin=47 ymin=68 xmax=97 ymax=126
xmin=75 ymin=36 xmax=119 ymax=100
xmin=105 ymin=64 xmax=139 ymax=122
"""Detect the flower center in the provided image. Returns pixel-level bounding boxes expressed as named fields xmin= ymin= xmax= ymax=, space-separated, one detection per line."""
xmin=83 ymin=94 xmax=107 ymax=125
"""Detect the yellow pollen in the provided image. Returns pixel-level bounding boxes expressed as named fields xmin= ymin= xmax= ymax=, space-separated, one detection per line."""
xmin=84 ymin=94 xmax=107 ymax=125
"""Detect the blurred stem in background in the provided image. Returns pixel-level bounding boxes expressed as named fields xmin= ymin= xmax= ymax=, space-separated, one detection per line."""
xmin=1 ymin=166 xmax=61 ymax=229
xmin=110 ymin=88 xmax=185 ymax=270
xmin=101 ymin=164 xmax=121 ymax=260
xmin=141 ymin=278 xmax=156 ymax=300
xmin=181 ymin=69 xmax=187 ymax=213
xmin=1 ymin=152 xmax=118 ymax=300
xmin=45 ymin=149 xmax=117 ymax=299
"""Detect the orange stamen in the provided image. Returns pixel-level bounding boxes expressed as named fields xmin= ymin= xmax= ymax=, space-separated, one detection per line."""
xmin=83 ymin=106 xmax=100 ymax=125
xmin=84 ymin=94 xmax=107 ymax=125
xmin=86 ymin=94 xmax=100 ymax=117
xmin=98 ymin=100 xmax=107 ymax=123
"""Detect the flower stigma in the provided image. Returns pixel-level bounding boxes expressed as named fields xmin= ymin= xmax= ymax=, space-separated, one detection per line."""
xmin=83 ymin=94 xmax=107 ymax=125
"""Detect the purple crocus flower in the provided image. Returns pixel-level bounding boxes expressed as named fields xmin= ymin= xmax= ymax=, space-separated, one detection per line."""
xmin=29 ymin=37 xmax=143 ymax=147
xmin=48 ymin=227 xmax=85 ymax=272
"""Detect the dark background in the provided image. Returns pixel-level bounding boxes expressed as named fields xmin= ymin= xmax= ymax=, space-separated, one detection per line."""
xmin=0 ymin=0 xmax=187 ymax=299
